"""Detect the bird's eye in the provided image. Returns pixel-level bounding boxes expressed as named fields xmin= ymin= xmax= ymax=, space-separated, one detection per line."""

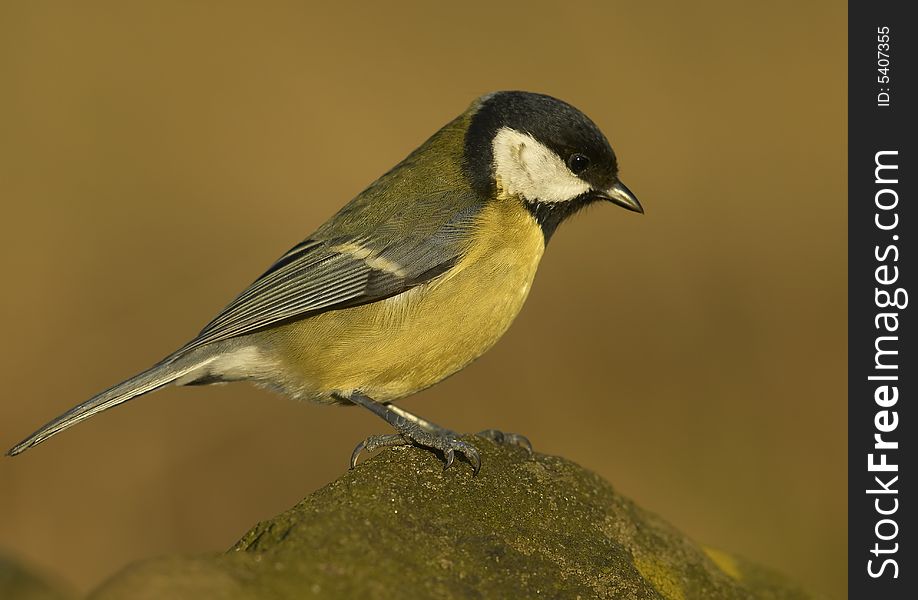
xmin=567 ymin=153 xmax=590 ymax=175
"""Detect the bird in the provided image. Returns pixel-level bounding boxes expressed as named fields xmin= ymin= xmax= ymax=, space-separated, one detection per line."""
xmin=6 ymin=91 xmax=642 ymax=474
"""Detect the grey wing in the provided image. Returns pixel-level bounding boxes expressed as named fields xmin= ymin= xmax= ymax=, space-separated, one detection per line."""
xmin=179 ymin=191 xmax=483 ymax=353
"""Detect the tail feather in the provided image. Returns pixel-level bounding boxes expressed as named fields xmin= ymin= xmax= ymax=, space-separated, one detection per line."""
xmin=6 ymin=353 xmax=215 ymax=456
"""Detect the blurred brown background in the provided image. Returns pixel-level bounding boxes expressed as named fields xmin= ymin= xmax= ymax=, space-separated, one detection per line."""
xmin=0 ymin=1 xmax=846 ymax=598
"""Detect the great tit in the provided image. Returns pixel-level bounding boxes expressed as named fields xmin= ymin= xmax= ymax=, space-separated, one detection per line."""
xmin=7 ymin=91 xmax=642 ymax=473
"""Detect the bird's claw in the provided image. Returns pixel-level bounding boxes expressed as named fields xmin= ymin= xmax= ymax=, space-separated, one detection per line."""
xmin=350 ymin=428 xmax=481 ymax=475
xmin=350 ymin=433 xmax=409 ymax=469
xmin=349 ymin=440 xmax=365 ymax=469
xmin=449 ymin=439 xmax=481 ymax=475
xmin=443 ymin=447 xmax=455 ymax=471
xmin=476 ymin=429 xmax=533 ymax=455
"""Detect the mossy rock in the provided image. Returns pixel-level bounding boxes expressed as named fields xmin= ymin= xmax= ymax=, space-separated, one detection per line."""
xmin=0 ymin=554 xmax=74 ymax=600
xmin=88 ymin=441 xmax=818 ymax=599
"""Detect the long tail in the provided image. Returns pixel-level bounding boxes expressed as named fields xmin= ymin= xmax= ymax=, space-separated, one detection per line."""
xmin=6 ymin=352 xmax=216 ymax=456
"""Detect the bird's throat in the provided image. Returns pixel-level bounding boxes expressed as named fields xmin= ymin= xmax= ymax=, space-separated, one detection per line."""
xmin=523 ymin=196 xmax=595 ymax=243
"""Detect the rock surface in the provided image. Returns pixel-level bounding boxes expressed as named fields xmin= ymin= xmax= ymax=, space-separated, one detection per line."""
xmin=80 ymin=440 xmax=816 ymax=599
xmin=0 ymin=554 xmax=74 ymax=600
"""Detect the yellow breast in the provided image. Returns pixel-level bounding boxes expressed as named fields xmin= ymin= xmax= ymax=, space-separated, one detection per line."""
xmin=263 ymin=197 xmax=545 ymax=403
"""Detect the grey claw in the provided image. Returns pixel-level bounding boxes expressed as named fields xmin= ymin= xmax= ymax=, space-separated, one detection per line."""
xmin=509 ymin=433 xmax=533 ymax=455
xmin=346 ymin=394 xmax=488 ymax=474
xmin=350 ymin=433 xmax=412 ymax=469
xmin=350 ymin=440 xmax=368 ymax=469
xmin=350 ymin=431 xmax=480 ymax=474
xmin=449 ymin=440 xmax=481 ymax=476
xmin=476 ymin=429 xmax=533 ymax=456
xmin=479 ymin=429 xmax=505 ymax=443
xmin=466 ymin=445 xmax=481 ymax=476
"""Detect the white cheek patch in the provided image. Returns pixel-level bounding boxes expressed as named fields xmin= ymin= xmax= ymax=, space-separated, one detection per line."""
xmin=491 ymin=127 xmax=591 ymax=203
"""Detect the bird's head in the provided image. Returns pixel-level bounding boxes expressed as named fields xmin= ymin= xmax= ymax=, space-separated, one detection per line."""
xmin=464 ymin=91 xmax=642 ymax=239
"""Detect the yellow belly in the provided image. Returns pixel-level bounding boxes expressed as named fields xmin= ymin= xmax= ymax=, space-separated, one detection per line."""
xmin=260 ymin=197 xmax=545 ymax=403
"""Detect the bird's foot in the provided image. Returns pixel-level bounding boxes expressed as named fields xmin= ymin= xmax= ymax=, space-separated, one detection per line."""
xmin=476 ymin=429 xmax=533 ymax=455
xmin=350 ymin=421 xmax=482 ymax=475
xmin=343 ymin=393 xmax=530 ymax=475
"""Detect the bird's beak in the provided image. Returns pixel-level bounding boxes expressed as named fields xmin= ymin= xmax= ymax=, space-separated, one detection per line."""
xmin=595 ymin=181 xmax=643 ymax=214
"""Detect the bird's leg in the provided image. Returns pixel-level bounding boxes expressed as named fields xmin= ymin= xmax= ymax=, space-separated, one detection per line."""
xmin=341 ymin=392 xmax=482 ymax=474
xmin=387 ymin=404 xmax=532 ymax=454
xmin=384 ymin=403 xmax=455 ymax=435
xmin=340 ymin=392 xmax=532 ymax=475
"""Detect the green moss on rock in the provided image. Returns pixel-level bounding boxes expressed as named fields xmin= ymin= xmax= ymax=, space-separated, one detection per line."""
xmin=0 ymin=554 xmax=74 ymax=600
xmin=88 ymin=440 xmax=818 ymax=599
